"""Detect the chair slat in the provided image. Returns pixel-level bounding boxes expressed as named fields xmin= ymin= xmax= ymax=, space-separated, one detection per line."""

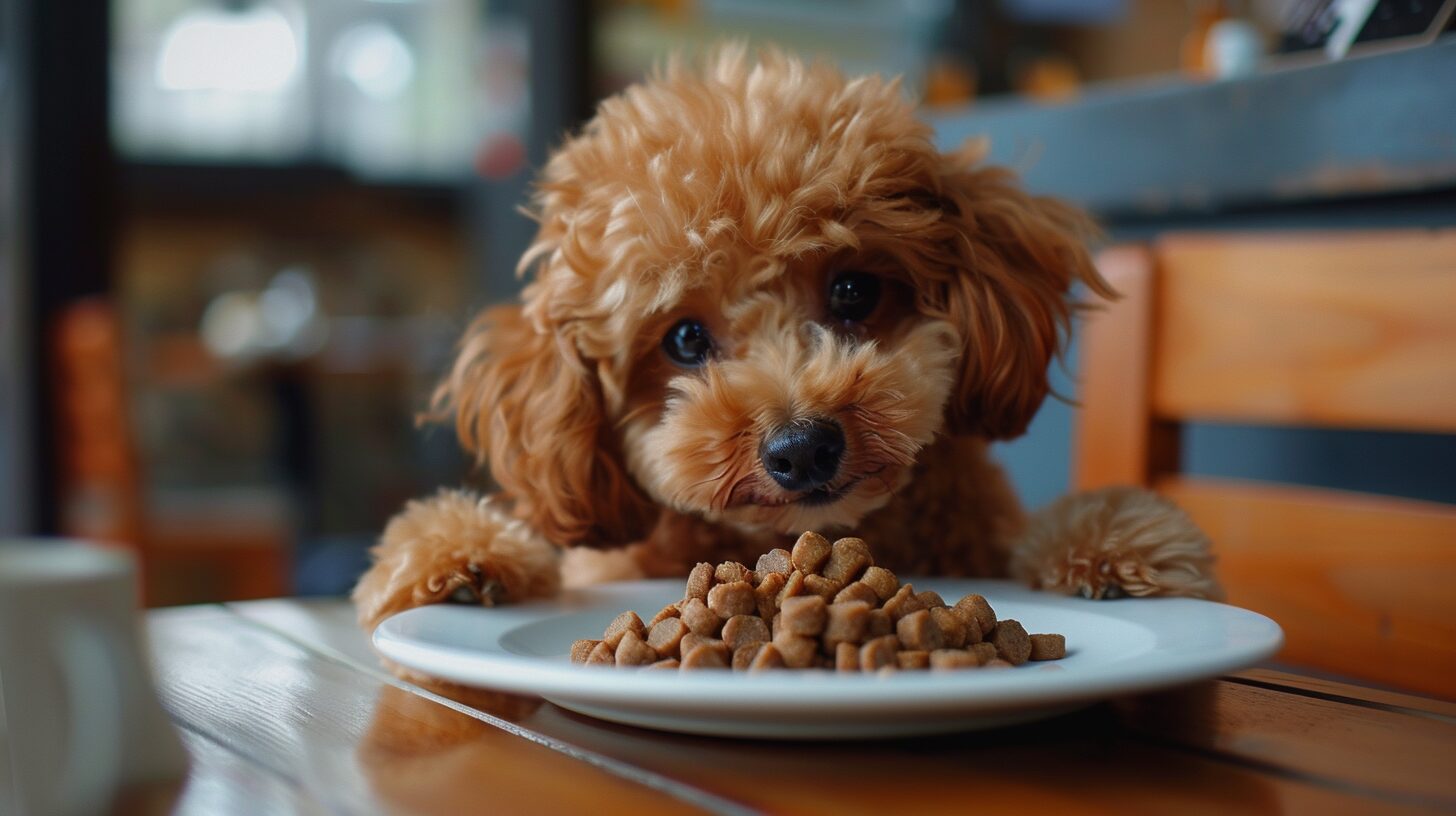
xmin=1157 ymin=475 xmax=1456 ymax=698
xmin=1151 ymin=232 xmax=1456 ymax=432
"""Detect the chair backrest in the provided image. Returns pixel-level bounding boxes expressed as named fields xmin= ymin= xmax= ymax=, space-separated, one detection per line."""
xmin=1075 ymin=231 xmax=1456 ymax=698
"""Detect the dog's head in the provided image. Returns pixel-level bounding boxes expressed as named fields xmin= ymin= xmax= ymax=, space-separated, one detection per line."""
xmin=436 ymin=47 xmax=1110 ymax=548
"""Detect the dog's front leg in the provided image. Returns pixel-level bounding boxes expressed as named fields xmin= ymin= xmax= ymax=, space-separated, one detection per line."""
xmin=352 ymin=489 xmax=561 ymax=630
xmin=1007 ymin=486 xmax=1223 ymax=601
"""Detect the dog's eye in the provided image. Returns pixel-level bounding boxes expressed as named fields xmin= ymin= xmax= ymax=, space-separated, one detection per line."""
xmin=662 ymin=318 xmax=714 ymax=367
xmin=828 ymin=271 xmax=882 ymax=323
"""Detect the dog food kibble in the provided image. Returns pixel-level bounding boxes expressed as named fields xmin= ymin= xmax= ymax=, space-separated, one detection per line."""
xmin=680 ymin=597 xmax=721 ymax=637
xmin=576 ymin=532 xmax=1066 ymax=673
xmin=756 ymin=548 xmax=793 ymax=576
xmin=915 ymin=590 xmax=947 ymax=610
xmin=929 ymin=607 xmax=968 ymax=649
xmin=570 ymin=639 xmax=601 ymax=664
xmin=821 ymin=537 xmax=873 ymax=584
xmin=647 ymin=617 xmax=688 ymax=658
xmin=991 ymin=620 xmax=1032 ymax=666
xmin=896 ymin=608 xmax=945 ymax=652
xmin=896 ymin=650 xmax=930 ymax=670
xmin=953 ymin=593 xmax=997 ymax=638
xmin=722 ymin=614 xmax=771 ymax=651
xmin=754 ymin=571 xmax=787 ymax=618
xmin=615 ymin=630 xmax=658 ymax=666
xmin=823 ymin=601 xmax=871 ymax=650
xmin=834 ymin=581 xmax=879 ymax=607
xmin=780 ymin=595 xmax=828 ymax=636
xmin=1029 ymin=633 xmax=1067 ymax=661
xmin=707 ymin=580 xmax=756 ymax=619
xmin=682 ymin=643 xmax=729 ymax=670
xmin=648 ymin=603 xmax=680 ymax=626
xmin=791 ymin=531 xmax=833 ymax=573
xmin=715 ymin=561 xmax=752 ymax=584
xmin=602 ymin=611 xmax=645 ymax=649
xmin=685 ymin=562 xmax=714 ymax=602
xmin=732 ymin=642 xmax=765 ymax=671
xmin=803 ymin=574 xmax=842 ymax=601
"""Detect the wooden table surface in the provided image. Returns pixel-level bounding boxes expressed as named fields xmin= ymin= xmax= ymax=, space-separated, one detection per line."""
xmin=134 ymin=599 xmax=1456 ymax=815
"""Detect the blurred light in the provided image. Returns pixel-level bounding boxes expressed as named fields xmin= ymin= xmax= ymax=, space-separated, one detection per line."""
xmin=330 ymin=23 xmax=415 ymax=100
xmin=200 ymin=292 xmax=262 ymax=360
xmin=156 ymin=5 xmax=300 ymax=93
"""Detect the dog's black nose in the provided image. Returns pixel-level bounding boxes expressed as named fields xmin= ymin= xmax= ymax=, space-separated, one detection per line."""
xmin=760 ymin=420 xmax=844 ymax=492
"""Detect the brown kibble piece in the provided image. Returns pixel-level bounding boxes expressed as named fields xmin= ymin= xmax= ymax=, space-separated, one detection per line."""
xmin=992 ymin=619 xmax=1032 ymax=665
xmin=755 ymin=548 xmax=792 ymax=577
xmin=707 ymin=580 xmax=756 ymax=619
xmin=969 ymin=642 xmax=997 ymax=664
xmin=715 ymin=561 xmax=751 ymax=584
xmin=570 ymin=639 xmax=600 ymax=664
xmin=953 ymin=593 xmax=997 ymax=637
xmin=866 ymin=609 xmax=892 ymax=639
xmin=749 ymin=643 xmax=785 ymax=671
xmin=772 ymin=632 xmax=818 ymax=668
xmin=929 ymin=607 xmax=967 ymax=649
xmin=777 ymin=570 xmax=806 ymax=605
xmin=602 ymin=611 xmax=646 ymax=649
xmin=896 ymin=608 xmax=945 ymax=652
xmin=646 ymin=617 xmax=688 ymax=658
xmin=859 ymin=635 xmax=899 ymax=671
xmin=930 ymin=649 xmax=980 ymax=671
xmin=645 ymin=658 xmax=680 ymax=670
xmin=722 ymin=614 xmax=771 ymax=651
xmin=833 ymin=581 xmax=879 ymax=607
xmin=780 ymin=595 xmax=828 ymax=636
xmin=731 ymin=642 xmax=765 ymax=671
xmin=803 ymin=574 xmax=842 ymax=601
xmin=680 ymin=598 xmax=721 ymax=637
xmin=754 ymin=571 xmax=787 ymax=619
xmin=822 ymin=601 xmax=871 ymax=651
xmin=1029 ymin=633 xmax=1066 ymax=661
xmin=835 ymin=641 xmax=860 ymax=672
xmin=615 ymin=630 xmax=658 ymax=666
xmin=859 ymin=566 xmax=899 ymax=601
xmin=822 ymin=537 xmax=872 ymax=584
xmin=984 ymin=658 xmax=1013 ymax=669
xmin=681 ymin=643 xmax=729 ymax=669
xmin=679 ymin=632 xmax=727 ymax=658
xmin=648 ymin=603 xmax=680 ymax=627
xmin=883 ymin=584 xmax=926 ymax=621
xmin=896 ymin=650 xmax=930 ymax=670
xmin=685 ymin=562 xmax=714 ymax=601
xmin=790 ymin=531 xmax=833 ymax=573
xmin=586 ymin=641 xmax=615 ymax=665
xmin=915 ymin=590 xmax=947 ymax=609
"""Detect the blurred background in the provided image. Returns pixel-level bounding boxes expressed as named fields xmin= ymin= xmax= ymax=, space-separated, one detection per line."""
xmin=2 ymin=0 xmax=1453 ymax=606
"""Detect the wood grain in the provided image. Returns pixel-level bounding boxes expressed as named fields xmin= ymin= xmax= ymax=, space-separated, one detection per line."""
xmin=1159 ymin=477 xmax=1456 ymax=698
xmin=230 ymin=600 xmax=1454 ymax=815
xmin=1150 ymin=231 xmax=1456 ymax=432
xmin=146 ymin=606 xmax=704 ymax=816
xmin=1075 ymin=246 xmax=1181 ymax=490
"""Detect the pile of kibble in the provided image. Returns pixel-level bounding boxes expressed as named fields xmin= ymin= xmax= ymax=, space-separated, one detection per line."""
xmin=570 ymin=531 xmax=1066 ymax=672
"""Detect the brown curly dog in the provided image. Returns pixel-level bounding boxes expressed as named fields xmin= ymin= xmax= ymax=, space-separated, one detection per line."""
xmin=354 ymin=47 xmax=1221 ymax=635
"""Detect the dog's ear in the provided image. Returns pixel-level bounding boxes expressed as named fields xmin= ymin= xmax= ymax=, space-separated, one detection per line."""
xmin=432 ymin=303 xmax=654 ymax=549
xmin=932 ymin=152 xmax=1112 ymax=440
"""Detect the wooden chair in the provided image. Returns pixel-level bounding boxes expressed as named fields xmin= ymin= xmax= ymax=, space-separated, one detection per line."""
xmin=1075 ymin=231 xmax=1456 ymax=699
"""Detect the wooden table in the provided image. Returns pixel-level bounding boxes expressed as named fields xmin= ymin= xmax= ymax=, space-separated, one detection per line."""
xmin=136 ymin=600 xmax=1456 ymax=815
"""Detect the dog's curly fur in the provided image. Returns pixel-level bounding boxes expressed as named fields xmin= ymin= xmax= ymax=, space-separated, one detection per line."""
xmin=353 ymin=47 xmax=1221 ymax=631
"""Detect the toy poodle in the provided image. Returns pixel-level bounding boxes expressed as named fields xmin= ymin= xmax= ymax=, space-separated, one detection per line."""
xmin=354 ymin=47 xmax=1220 ymax=633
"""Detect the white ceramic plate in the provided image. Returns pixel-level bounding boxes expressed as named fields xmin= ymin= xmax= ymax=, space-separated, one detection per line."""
xmin=374 ymin=579 xmax=1282 ymax=739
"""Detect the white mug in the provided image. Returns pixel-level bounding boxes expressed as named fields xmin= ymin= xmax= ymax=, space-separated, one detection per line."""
xmin=0 ymin=541 xmax=187 ymax=816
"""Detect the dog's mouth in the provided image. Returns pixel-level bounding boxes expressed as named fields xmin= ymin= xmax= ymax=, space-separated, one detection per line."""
xmin=736 ymin=465 xmax=888 ymax=509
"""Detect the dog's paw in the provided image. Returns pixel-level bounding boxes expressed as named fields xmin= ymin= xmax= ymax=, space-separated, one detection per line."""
xmin=353 ymin=490 xmax=561 ymax=630
xmin=1010 ymin=486 xmax=1223 ymax=601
